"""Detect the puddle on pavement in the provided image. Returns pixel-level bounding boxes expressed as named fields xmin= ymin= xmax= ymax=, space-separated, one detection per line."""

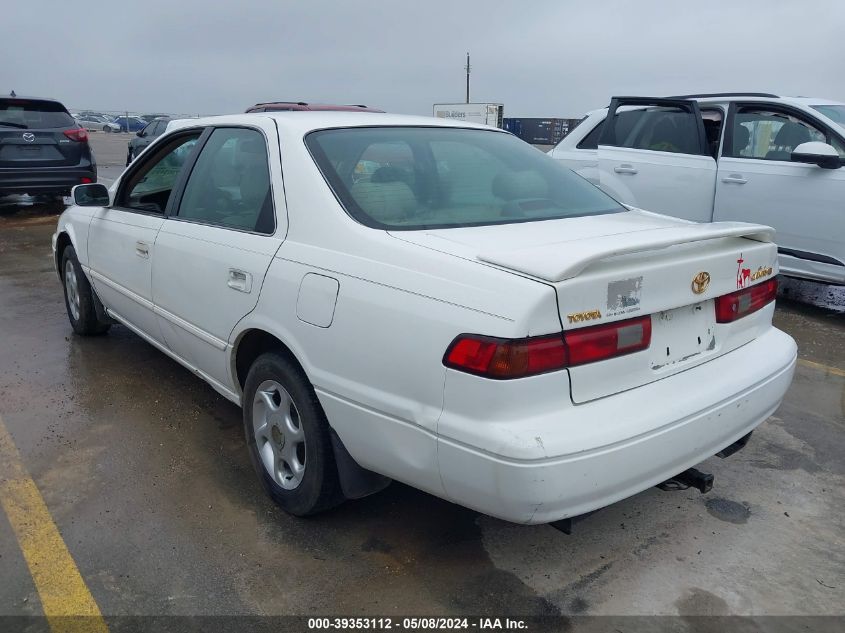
xmin=779 ymin=276 xmax=845 ymax=312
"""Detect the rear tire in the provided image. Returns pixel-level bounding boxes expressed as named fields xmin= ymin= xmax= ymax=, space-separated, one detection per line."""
xmin=61 ymin=246 xmax=111 ymax=336
xmin=243 ymin=352 xmax=342 ymax=516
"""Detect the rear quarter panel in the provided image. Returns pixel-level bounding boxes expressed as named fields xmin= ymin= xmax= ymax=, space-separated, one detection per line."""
xmin=231 ymin=121 xmax=561 ymax=491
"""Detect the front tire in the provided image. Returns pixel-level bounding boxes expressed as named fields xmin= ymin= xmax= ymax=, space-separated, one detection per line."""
xmin=103 ymin=125 xmax=111 ymax=133
xmin=61 ymin=246 xmax=111 ymax=336
xmin=243 ymin=353 xmax=341 ymax=516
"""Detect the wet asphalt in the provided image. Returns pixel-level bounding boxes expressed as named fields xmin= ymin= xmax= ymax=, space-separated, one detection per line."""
xmin=0 ymin=134 xmax=843 ymax=618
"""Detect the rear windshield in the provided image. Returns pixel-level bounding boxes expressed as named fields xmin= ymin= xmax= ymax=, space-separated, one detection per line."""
xmin=306 ymin=126 xmax=624 ymax=230
xmin=0 ymin=99 xmax=75 ymax=129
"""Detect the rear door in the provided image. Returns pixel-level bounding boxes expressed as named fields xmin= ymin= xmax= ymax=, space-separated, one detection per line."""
xmin=597 ymin=97 xmax=717 ymax=221
xmin=714 ymin=102 xmax=845 ymax=282
xmin=151 ymin=120 xmax=285 ymax=389
xmin=0 ymin=99 xmax=82 ymax=168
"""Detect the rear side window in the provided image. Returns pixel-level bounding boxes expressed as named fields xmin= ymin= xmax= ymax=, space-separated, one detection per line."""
xmin=0 ymin=99 xmax=75 ymax=129
xmin=306 ymin=126 xmax=624 ymax=230
xmin=176 ymin=127 xmax=275 ymax=234
xmin=604 ymin=107 xmax=702 ymax=154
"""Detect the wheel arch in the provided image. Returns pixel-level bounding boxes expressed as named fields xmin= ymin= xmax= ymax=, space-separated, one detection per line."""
xmin=230 ymin=326 xmax=392 ymax=500
xmin=231 ymin=327 xmax=310 ymax=395
xmin=54 ymin=231 xmax=75 ymax=281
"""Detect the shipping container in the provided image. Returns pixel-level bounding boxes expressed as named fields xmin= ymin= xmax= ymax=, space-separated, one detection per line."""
xmin=432 ymin=103 xmax=504 ymax=128
xmin=503 ymin=117 xmax=584 ymax=145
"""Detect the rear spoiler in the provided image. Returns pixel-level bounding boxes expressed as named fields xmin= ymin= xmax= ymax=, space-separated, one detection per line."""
xmin=477 ymin=222 xmax=775 ymax=282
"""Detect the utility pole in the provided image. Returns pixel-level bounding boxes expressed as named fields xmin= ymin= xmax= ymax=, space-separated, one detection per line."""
xmin=465 ymin=52 xmax=471 ymax=104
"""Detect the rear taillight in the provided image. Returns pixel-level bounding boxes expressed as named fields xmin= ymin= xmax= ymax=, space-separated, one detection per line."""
xmin=63 ymin=128 xmax=88 ymax=142
xmin=564 ymin=315 xmax=652 ymax=367
xmin=80 ymin=177 xmax=93 ymax=184
xmin=444 ymin=315 xmax=652 ymax=379
xmin=444 ymin=333 xmax=567 ymax=379
xmin=715 ymin=278 xmax=778 ymax=323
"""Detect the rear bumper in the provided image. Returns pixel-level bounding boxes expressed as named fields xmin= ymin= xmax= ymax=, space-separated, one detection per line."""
xmin=437 ymin=327 xmax=797 ymax=524
xmin=0 ymin=165 xmax=97 ymax=195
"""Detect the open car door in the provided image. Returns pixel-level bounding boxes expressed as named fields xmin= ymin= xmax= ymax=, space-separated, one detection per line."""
xmin=597 ymin=97 xmax=717 ymax=222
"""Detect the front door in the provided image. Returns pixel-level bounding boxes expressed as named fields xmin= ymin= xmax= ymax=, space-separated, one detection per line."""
xmin=87 ymin=130 xmax=202 ymax=344
xmin=713 ymin=103 xmax=845 ymax=282
xmin=151 ymin=123 xmax=285 ymax=390
xmin=597 ymin=97 xmax=717 ymax=222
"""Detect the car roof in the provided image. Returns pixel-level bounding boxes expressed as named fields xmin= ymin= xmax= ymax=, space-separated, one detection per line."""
xmin=2 ymin=95 xmax=64 ymax=104
xmin=247 ymin=102 xmax=384 ymax=113
xmin=583 ymin=94 xmax=845 ymax=117
xmin=167 ymin=111 xmax=501 ymax=135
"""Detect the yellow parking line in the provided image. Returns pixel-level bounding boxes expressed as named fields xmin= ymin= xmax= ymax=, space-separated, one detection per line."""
xmin=798 ymin=358 xmax=845 ymax=378
xmin=0 ymin=414 xmax=108 ymax=633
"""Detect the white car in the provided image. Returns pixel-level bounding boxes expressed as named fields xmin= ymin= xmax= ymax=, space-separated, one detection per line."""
xmin=551 ymin=93 xmax=845 ymax=285
xmin=74 ymin=112 xmax=121 ymax=133
xmin=52 ymin=112 xmax=797 ymax=525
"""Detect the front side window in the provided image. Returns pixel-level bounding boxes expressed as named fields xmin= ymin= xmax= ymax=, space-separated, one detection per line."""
xmin=118 ymin=133 xmax=200 ymax=213
xmin=306 ymin=126 xmax=624 ymax=230
xmin=176 ymin=127 xmax=274 ymax=234
xmin=730 ymin=108 xmax=828 ymax=161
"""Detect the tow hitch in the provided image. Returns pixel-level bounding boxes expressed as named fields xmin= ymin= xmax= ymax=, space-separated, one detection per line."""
xmin=657 ymin=467 xmax=714 ymax=494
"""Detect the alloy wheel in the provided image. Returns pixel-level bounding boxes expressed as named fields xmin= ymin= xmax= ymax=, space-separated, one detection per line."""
xmin=252 ymin=380 xmax=306 ymax=490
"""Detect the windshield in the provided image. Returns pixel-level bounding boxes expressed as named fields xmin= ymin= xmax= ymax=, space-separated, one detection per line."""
xmin=0 ymin=99 xmax=75 ymax=129
xmin=306 ymin=126 xmax=625 ymax=230
xmin=811 ymin=105 xmax=845 ymax=126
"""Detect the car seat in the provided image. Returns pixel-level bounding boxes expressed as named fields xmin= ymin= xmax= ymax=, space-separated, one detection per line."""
xmin=766 ymin=122 xmax=811 ymax=161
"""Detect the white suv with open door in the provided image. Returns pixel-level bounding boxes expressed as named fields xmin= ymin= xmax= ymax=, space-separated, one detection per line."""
xmin=53 ymin=112 xmax=796 ymax=526
xmin=551 ymin=93 xmax=845 ymax=285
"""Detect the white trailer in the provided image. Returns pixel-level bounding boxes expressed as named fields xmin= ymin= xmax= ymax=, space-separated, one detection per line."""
xmin=432 ymin=103 xmax=504 ymax=128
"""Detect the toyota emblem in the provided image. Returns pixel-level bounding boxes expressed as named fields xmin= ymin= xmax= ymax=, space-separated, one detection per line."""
xmin=22 ymin=132 xmax=35 ymax=142
xmin=691 ymin=271 xmax=711 ymax=294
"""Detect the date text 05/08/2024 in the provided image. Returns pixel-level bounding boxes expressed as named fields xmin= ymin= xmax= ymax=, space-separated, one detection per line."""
xmin=307 ymin=617 xmax=528 ymax=630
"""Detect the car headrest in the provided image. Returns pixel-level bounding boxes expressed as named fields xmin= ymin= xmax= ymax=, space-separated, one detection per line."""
xmin=350 ymin=180 xmax=416 ymax=222
xmin=773 ymin=122 xmax=812 ymax=150
xmin=733 ymin=125 xmax=750 ymax=154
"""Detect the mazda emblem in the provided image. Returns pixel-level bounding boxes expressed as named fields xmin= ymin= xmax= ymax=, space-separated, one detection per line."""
xmin=22 ymin=132 xmax=35 ymax=142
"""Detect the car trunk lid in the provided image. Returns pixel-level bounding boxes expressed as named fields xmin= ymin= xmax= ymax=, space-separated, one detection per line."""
xmin=390 ymin=210 xmax=778 ymax=402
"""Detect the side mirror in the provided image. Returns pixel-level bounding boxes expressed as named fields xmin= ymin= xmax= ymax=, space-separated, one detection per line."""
xmin=72 ymin=183 xmax=110 ymax=207
xmin=791 ymin=142 xmax=841 ymax=169
xmin=136 ymin=130 xmax=145 ymax=137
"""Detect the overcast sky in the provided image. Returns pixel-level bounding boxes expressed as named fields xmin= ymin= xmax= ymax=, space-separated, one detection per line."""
xmin=3 ymin=1 xmax=844 ymax=118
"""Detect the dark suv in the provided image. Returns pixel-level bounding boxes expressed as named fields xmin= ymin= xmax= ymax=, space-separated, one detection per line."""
xmin=245 ymin=101 xmax=384 ymax=113
xmin=0 ymin=96 xmax=96 ymax=196
xmin=127 ymin=116 xmax=171 ymax=165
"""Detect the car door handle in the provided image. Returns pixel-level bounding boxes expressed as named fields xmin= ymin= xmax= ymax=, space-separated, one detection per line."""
xmin=722 ymin=174 xmax=748 ymax=184
xmin=135 ymin=241 xmax=150 ymax=258
xmin=614 ymin=164 xmax=638 ymax=174
xmin=227 ymin=268 xmax=253 ymax=293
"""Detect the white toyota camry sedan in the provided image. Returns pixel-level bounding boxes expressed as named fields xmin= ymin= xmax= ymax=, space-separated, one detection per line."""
xmin=52 ymin=112 xmax=797 ymax=525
